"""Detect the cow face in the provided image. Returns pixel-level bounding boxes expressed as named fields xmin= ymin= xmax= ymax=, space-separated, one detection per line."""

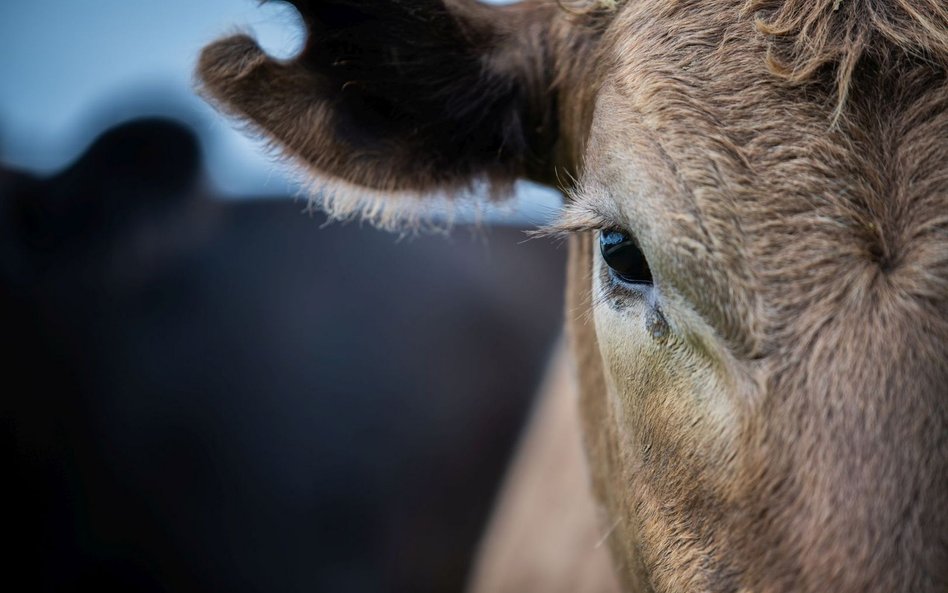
xmin=562 ymin=2 xmax=948 ymax=591
xmin=198 ymin=1 xmax=948 ymax=592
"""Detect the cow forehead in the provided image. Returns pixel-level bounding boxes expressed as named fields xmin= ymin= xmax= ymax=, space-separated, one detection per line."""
xmin=582 ymin=0 xmax=948 ymax=357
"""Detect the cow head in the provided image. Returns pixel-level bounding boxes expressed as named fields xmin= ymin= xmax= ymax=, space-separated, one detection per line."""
xmin=197 ymin=1 xmax=948 ymax=591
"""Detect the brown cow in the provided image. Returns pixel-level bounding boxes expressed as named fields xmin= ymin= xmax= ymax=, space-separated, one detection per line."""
xmin=197 ymin=1 xmax=948 ymax=591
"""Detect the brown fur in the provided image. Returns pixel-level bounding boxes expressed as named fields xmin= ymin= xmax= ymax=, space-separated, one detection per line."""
xmin=198 ymin=1 xmax=948 ymax=591
xmin=749 ymin=0 xmax=948 ymax=117
xmin=196 ymin=0 xmax=603 ymax=228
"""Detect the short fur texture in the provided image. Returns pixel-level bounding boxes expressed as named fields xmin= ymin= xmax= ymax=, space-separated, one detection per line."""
xmin=198 ymin=1 xmax=947 ymax=591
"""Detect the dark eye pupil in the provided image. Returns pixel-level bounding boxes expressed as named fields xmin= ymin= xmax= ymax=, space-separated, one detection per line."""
xmin=600 ymin=230 xmax=652 ymax=285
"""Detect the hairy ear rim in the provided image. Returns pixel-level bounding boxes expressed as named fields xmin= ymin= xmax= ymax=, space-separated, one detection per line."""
xmin=299 ymin=173 xmax=500 ymax=234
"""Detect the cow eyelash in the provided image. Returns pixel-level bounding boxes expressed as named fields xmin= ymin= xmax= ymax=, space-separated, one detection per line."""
xmin=533 ymin=202 xmax=613 ymax=239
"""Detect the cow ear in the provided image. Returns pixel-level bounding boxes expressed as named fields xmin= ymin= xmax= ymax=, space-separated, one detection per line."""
xmin=197 ymin=0 xmax=607 ymax=228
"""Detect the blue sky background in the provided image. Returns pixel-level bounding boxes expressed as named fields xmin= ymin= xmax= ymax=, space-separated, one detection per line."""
xmin=0 ymin=0 xmax=558 ymax=219
xmin=0 ymin=0 xmax=307 ymax=195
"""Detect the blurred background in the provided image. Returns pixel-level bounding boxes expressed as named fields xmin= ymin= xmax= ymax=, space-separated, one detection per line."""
xmin=1 ymin=2 xmax=566 ymax=592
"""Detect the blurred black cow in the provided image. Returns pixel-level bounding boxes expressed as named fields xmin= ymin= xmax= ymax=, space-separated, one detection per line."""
xmin=0 ymin=118 xmax=564 ymax=593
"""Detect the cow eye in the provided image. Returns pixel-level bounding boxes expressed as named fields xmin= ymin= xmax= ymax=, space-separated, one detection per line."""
xmin=600 ymin=230 xmax=652 ymax=285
